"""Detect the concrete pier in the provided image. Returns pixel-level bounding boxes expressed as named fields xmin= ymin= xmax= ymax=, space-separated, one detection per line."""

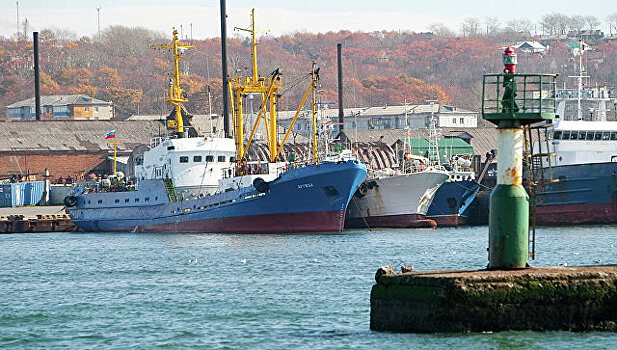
xmin=371 ymin=265 xmax=617 ymax=333
xmin=0 ymin=206 xmax=79 ymax=233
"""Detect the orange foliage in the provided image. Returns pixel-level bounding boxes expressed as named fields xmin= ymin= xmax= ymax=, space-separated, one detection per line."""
xmin=40 ymin=73 xmax=61 ymax=95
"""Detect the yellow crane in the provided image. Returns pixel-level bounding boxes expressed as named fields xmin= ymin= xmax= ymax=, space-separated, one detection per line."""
xmin=230 ymin=9 xmax=319 ymax=166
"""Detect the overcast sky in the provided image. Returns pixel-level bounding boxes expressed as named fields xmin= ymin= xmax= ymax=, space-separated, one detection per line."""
xmin=1 ymin=0 xmax=616 ymax=39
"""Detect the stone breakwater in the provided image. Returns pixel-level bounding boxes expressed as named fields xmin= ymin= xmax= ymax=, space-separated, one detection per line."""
xmin=371 ymin=265 xmax=617 ymax=333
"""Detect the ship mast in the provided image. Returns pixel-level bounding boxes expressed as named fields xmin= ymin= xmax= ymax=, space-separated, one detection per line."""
xmin=427 ymin=100 xmax=441 ymax=166
xmin=568 ymin=39 xmax=589 ymax=121
xmin=153 ymin=29 xmax=193 ymax=136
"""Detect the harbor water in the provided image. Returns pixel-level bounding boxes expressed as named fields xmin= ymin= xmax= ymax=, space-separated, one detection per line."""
xmin=2 ymin=226 xmax=617 ymax=349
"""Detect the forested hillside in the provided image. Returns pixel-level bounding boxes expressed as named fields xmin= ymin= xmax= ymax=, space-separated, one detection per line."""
xmin=1 ymin=25 xmax=616 ymax=118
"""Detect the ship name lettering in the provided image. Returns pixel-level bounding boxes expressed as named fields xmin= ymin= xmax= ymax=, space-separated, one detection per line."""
xmin=297 ymin=183 xmax=314 ymax=189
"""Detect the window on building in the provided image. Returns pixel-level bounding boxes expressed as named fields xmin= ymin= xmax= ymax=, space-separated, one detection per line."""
xmin=95 ymin=107 xmax=99 ymax=112
xmin=85 ymin=107 xmax=89 ymax=112
xmin=179 ymin=156 xmax=189 ymax=163
xmin=460 ymin=118 xmax=464 ymax=124
xmin=205 ymin=155 xmax=214 ymax=162
xmin=452 ymin=118 xmax=456 ymax=124
xmin=194 ymin=155 xmax=202 ymax=162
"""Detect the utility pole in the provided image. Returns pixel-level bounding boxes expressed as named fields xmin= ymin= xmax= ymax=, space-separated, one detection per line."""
xmin=16 ymin=1 xmax=19 ymax=37
xmin=96 ymin=5 xmax=101 ymax=37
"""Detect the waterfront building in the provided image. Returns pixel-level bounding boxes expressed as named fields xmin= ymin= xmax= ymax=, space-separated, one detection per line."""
xmin=6 ymin=94 xmax=113 ymax=120
xmin=277 ymin=104 xmax=477 ymax=135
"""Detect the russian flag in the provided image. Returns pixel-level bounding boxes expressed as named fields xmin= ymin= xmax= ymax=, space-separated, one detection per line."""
xmin=104 ymin=130 xmax=116 ymax=139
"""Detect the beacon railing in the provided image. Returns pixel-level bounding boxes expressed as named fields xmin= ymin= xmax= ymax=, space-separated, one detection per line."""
xmin=482 ymin=73 xmax=558 ymax=128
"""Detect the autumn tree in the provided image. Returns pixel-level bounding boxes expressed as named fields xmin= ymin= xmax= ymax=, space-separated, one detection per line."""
xmin=94 ymin=67 xmax=122 ymax=87
xmin=40 ymin=73 xmax=61 ymax=95
xmin=460 ymin=18 xmax=481 ymax=37
xmin=97 ymin=86 xmax=142 ymax=117
xmin=608 ymin=13 xmax=617 ymax=35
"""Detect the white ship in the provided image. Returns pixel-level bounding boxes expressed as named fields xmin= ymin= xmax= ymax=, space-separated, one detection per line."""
xmin=345 ymin=167 xmax=449 ymax=228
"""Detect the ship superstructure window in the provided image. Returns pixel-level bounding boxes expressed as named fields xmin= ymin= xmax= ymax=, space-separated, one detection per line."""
xmin=135 ymin=198 xmax=140 ymax=203
xmin=115 ymin=199 xmax=120 ymax=204
xmin=218 ymin=156 xmax=225 ymax=162
xmin=97 ymin=200 xmax=102 ymax=204
xmin=552 ymin=131 xmax=617 ymax=141
xmin=230 ymin=157 xmax=236 ymax=162
xmin=205 ymin=155 xmax=214 ymax=162
xmin=194 ymin=156 xmax=202 ymax=162
xmin=179 ymin=156 xmax=189 ymax=163
xmin=125 ymin=198 xmax=129 ymax=203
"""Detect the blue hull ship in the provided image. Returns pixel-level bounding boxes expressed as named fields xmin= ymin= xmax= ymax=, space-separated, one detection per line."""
xmin=68 ymin=160 xmax=366 ymax=233
xmin=426 ymin=179 xmax=480 ymax=227
xmin=534 ymin=162 xmax=617 ymax=226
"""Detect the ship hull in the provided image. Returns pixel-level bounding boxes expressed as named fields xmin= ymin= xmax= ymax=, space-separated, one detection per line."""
xmin=345 ymin=171 xmax=449 ymax=228
xmin=345 ymin=213 xmax=436 ymax=229
xmin=534 ymin=162 xmax=617 ymax=226
xmin=426 ymin=180 xmax=480 ymax=227
xmin=69 ymin=160 xmax=366 ymax=233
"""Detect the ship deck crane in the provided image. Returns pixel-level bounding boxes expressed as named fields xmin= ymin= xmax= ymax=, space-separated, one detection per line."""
xmin=229 ymin=9 xmax=319 ymax=167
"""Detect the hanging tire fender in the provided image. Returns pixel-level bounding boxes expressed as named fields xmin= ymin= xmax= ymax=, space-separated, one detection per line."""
xmin=253 ymin=177 xmax=270 ymax=193
xmin=64 ymin=196 xmax=78 ymax=207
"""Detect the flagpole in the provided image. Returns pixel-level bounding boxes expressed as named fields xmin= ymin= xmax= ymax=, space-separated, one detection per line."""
xmin=113 ymin=141 xmax=117 ymax=173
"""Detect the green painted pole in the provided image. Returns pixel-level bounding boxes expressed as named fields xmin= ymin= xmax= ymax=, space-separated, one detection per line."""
xmin=488 ymin=127 xmax=529 ymax=268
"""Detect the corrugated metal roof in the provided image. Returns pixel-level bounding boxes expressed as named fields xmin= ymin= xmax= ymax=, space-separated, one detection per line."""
xmin=0 ymin=120 xmax=165 ymax=152
xmin=0 ymin=119 xmax=309 ymax=154
xmin=339 ymin=126 xmax=498 ymax=157
xmin=276 ymin=104 xmax=474 ymax=120
xmin=6 ymin=95 xmax=111 ymax=108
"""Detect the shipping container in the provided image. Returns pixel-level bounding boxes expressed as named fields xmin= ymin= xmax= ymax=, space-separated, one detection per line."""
xmin=0 ymin=181 xmax=45 ymax=207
